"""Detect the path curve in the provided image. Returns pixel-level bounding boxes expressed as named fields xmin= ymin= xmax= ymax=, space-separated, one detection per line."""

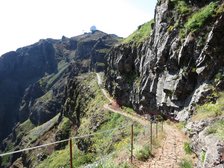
xmin=96 ymin=73 xmax=186 ymax=167
xmin=96 ymin=73 xmax=113 ymax=103
xmin=104 ymin=104 xmax=148 ymax=126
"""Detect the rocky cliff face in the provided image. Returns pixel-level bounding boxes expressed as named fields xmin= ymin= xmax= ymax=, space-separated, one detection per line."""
xmin=0 ymin=30 xmax=119 ymax=142
xmin=105 ymin=0 xmax=224 ymax=167
xmin=0 ymin=40 xmax=57 ymax=142
xmin=106 ymin=0 xmax=224 ymax=119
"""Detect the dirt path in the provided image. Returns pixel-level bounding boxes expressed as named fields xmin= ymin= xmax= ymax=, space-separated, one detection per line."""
xmin=96 ymin=73 xmax=113 ymax=103
xmin=104 ymin=104 xmax=148 ymax=126
xmin=96 ymin=73 xmax=186 ymax=167
xmin=106 ymin=101 xmax=186 ymax=168
xmin=137 ymin=124 xmax=186 ymax=168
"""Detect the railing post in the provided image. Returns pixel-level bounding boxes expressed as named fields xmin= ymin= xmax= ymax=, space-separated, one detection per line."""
xmin=131 ymin=124 xmax=134 ymax=163
xmin=69 ymin=138 xmax=73 ymax=168
xmin=156 ymin=121 xmax=158 ymax=138
xmin=162 ymin=120 xmax=163 ymax=132
xmin=150 ymin=121 xmax=153 ymax=151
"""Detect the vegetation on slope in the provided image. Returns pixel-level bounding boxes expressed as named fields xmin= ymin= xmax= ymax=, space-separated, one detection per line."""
xmin=206 ymin=120 xmax=224 ymax=140
xmin=169 ymin=1 xmax=221 ymax=38
xmin=179 ymin=158 xmax=193 ymax=168
xmin=37 ymin=73 xmax=144 ymax=168
xmin=171 ymin=0 xmax=190 ymax=14
xmin=184 ymin=2 xmax=217 ymax=32
xmin=193 ymin=92 xmax=224 ymax=121
xmin=123 ymin=20 xmax=154 ymax=44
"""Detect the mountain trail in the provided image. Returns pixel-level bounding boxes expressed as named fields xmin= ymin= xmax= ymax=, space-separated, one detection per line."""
xmin=136 ymin=124 xmax=186 ymax=168
xmin=96 ymin=73 xmax=187 ymax=168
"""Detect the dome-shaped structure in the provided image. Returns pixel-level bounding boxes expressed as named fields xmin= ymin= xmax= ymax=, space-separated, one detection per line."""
xmin=90 ymin=25 xmax=97 ymax=33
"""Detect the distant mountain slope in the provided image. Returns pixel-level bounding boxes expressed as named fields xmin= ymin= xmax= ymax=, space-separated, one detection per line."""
xmin=0 ymin=30 xmax=120 ymax=142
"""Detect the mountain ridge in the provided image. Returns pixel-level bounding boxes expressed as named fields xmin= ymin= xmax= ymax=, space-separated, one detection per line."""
xmin=0 ymin=30 xmax=120 ymax=142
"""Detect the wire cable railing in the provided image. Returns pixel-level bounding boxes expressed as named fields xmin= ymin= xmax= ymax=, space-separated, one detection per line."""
xmin=0 ymin=120 xmax=164 ymax=167
xmin=0 ymin=124 xmax=129 ymax=157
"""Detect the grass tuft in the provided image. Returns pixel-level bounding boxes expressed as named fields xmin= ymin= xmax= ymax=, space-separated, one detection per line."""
xmin=179 ymin=158 xmax=193 ymax=168
xmin=184 ymin=142 xmax=192 ymax=155
xmin=206 ymin=120 xmax=224 ymax=140
xmin=134 ymin=145 xmax=153 ymax=161
xmin=172 ymin=0 xmax=190 ymax=14
xmin=123 ymin=20 xmax=154 ymax=44
xmin=201 ymin=150 xmax=206 ymax=163
xmin=192 ymin=92 xmax=224 ymax=121
xmin=185 ymin=2 xmax=217 ymax=32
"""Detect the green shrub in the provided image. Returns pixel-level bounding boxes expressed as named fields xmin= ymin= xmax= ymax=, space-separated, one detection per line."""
xmin=206 ymin=120 xmax=224 ymax=140
xmin=37 ymin=146 xmax=70 ymax=168
xmin=184 ymin=142 xmax=192 ymax=154
xmin=73 ymin=152 xmax=94 ymax=167
xmin=179 ymin=158 xmax=193 ymax=168
xmin=172 ymin=0 xmax=190 ymax=14
xmin=194 ymin=103 xmax=222 ymax=120
xmin=193 ymin=92 xmax=224 ymax=121
xmin=134 ymin=145 xmax=152 ymax=161
xmin=185 ymin=2 xmax=217 ymax=31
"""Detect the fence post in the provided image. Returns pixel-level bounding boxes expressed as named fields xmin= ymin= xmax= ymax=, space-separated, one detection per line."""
xmin=162 ymin=120 xmax=163 ymax=132
xmin=150 ymin=121 xmax=153 ymax=151
xmin=69 ymin=138 xmax=73 ymax=168
xmin=131 ymin=124 xmax=134 ymax=163
xmin=156 ymin=121 xmax=158 ymax=138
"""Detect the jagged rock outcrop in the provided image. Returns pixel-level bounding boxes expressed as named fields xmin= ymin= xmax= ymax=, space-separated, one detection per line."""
xmin=63 ymin=76 xmax=94 ymax=126
xmin=105 ymin=0 xmax=224 ymax=120
xmin=0 ymin=40 xmax=57 ymax=141
xmin=186 ymin=116 xmax=224 ymax=168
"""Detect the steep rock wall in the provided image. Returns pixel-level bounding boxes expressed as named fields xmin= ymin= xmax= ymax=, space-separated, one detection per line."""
xmin=105 ymin=1 xmax=224 ymax=167
xmin=105 ymin=0 xmax=224 ymax=120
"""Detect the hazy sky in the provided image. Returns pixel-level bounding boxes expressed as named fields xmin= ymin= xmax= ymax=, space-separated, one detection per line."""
xmin=0 ymin=0 xmax=157 ymax=56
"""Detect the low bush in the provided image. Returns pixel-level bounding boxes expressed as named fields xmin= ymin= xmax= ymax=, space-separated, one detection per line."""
xmin=134 ymin=145 xmax=152 ymax=161
xmin=193 ymin=92 xmax=224 ymax=121
xmin=172 ymin=0 xmax=190 ymax=14
xmin=206 ymin=120 xmax=224 ymax=140
xmin=179 ymin=158 xmax=193 ymax=168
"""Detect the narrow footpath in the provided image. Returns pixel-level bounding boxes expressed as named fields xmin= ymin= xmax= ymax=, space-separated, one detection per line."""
xmin=139 ymin=124 xmax=186 ymax=168
xmin=96 ymin=73 xmax=186 ymax=168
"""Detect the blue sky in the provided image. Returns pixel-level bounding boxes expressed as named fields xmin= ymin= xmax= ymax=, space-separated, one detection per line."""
xmin=0 ymin=0 xmax=157 ymax=56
